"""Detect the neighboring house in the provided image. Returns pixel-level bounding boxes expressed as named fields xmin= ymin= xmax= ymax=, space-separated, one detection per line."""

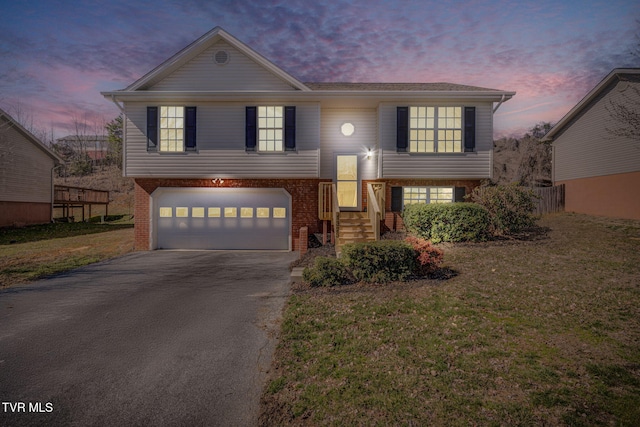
xmin=544 ymin=68 xmax=640 ymax=220
xmin=0 ymin=108 xmax=62 ymax=227
xmin=102 ymin=27 xmax=515 ymax=251
xmin=56 ymin=135 xmax=109 ymax=164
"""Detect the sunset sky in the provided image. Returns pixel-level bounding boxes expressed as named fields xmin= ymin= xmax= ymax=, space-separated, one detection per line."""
xmin=1 ymin=0 xmax=639 ymax=140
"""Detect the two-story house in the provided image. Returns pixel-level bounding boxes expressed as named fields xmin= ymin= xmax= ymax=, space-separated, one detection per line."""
xmin=1 ymin=108 xmax=62 ymax=227
xmin=102 ymin=27 xmax=515 ymax=251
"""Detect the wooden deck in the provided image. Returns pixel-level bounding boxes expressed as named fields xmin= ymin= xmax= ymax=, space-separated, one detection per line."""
xmin=54 ymin=185 xmax=109 ymax=221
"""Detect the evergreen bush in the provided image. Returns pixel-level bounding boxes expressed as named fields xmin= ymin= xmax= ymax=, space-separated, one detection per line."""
xmin=341 ymin=240 xmax=416 ymax=283
xmin=469 ymin=184 xmax=538 ymax=235
xmin=302 ymin=257 xmax=351 ymax=287
xmin=403 ymin=203 xmax=490 ymax=243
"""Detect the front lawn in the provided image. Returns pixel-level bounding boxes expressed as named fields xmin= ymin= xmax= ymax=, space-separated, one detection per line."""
xmin=0 ymin=223 xmax=134 ymax=287
xmin=261 ymin=213 xmax=640 ymax=426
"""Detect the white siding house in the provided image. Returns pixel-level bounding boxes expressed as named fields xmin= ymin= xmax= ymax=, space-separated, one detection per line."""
xmin=102 ymin=27 xmax=515 ymax=251
xmin=0 ymin=108 xmax=62 ymax=227
xmin=544 ymin=69 xmax=640 ymax=220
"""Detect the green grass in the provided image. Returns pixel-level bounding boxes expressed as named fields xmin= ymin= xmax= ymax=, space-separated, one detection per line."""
xmin=0 ymin=227 xmax=134 ymax=287
xmin=260 ymin=213 xmax=640 ymax=426
xmin=0 ymin=220 xmax=133 ymax=245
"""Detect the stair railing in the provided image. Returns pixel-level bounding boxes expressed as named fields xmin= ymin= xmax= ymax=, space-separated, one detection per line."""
xmin=366 ymin=183 xmax=384 ymax=241
xmin=331 ymin=183 xmax=340 ymax=248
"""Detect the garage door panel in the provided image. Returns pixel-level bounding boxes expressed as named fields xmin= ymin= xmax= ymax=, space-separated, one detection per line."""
xmin=153 ymin=188 xmax=290 ymax=250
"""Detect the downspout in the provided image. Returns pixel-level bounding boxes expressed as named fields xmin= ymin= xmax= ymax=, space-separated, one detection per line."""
xmin=110 ymin=95 xmax=125 ymax=114
xmin=492 ymin=94 xmax=507 ymax=114
xmin=51 ymin=164 xmax=63 ymax=223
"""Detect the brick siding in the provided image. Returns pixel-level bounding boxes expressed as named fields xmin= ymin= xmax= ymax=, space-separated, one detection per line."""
xmin=363 ymin=178 xmax=483 ymax=232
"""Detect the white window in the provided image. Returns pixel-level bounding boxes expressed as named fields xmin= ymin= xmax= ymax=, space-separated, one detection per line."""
xmin=160 ymin=106 xmax=184 ymax=152
xmin=403 ymin=187 xmax=454 ymax=205
xmin=410 ymin=106 xmax=462 ymax=153
xmin=258 ymin=106 xmax=283 ymax=151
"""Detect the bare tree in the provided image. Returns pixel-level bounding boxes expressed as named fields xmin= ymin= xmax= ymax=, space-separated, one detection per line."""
xmin=605 ymin=83 xmax=640 ymax=144
xmin=105 ymin=114 xmax=123 ymax=169
xmin=2 ymin=102 xmax=51 ymax=146
xmin=493 ymin=122 xmax=553 ymax=187
xmin=57 ymin=114 xmax=107 ymax=177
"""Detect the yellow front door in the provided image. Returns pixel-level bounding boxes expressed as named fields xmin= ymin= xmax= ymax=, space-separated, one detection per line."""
xmin=336 ymin=155 xmax=359 ymax=209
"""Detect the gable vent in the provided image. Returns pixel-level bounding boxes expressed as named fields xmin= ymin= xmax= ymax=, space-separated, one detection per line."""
xmin=214 ymin=50 xmax=230 ymax=65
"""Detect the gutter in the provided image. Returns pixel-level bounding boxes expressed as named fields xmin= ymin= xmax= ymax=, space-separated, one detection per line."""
xmin=492 ymin=94 xmax=507 ymax=114
xmin=110 ymin=95 xmax=125 ymax=114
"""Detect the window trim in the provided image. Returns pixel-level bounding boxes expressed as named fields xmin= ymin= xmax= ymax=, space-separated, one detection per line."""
xmin=159 ymin=105 xmax=185 ymax=153
xmin=246 ymin=105 xmax=296 ymax=153
xmin=257 ymin=105 xmax=284 ymax=152
xmin=409 ymin=106 xmax=463 ymax=154
xmin=397 ymin=106 xmax=475 ymax=154
xmin=147 ymin=106 xmax=197 ymax=153
xmin=402 ymin=186 xmax=455 ymax=206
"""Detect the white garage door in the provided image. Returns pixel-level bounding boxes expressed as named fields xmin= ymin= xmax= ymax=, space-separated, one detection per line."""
xmin=152 ymin=187 xmax=291 ymax=250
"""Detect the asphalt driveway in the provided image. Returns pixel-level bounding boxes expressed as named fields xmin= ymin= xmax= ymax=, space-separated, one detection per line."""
xmin=0 ymin=250 xmax=297 ymax=426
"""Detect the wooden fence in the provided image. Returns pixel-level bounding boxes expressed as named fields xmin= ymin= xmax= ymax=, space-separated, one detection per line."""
xmin=532 ymin=184 xmax=565 ymax=215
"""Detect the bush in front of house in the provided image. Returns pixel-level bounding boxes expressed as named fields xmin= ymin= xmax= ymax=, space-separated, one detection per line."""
xmin=341 ymin=240 xmax=416 ymax=283
xmin=468 ymin=183 xmax=538 ymax=235
xmin=405 ymin=236 xmax=444 ymax=275
xmin=302 ymin=256 xmax=352 ymax=287
xmin=403 ymin=203 xmax=491 ymax=243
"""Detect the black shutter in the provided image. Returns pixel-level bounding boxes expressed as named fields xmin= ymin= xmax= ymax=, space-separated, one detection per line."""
xmin=396 ymin=107 xmax=409 ymax=152
xmin=284 ymin=106 xmax=296 ymax=151
xmin=464 ymin=107 xmax=476 ymax=152
xmin=147 ymin=107 xmax=158 ymax=151
xmin=245 ymin=106 xmax=257 ymax=151
xmin=185 ymin=106 xmax=197 ymax=151
xmin=391 ymin=186 xmax=403 ymax=212
xmin=454 ymin=187 xmax=466 ymax=202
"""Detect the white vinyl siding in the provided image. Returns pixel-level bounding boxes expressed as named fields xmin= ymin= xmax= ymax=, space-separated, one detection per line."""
xmin=0 ymin=116 xmax=55 ymax=203
xmin=553 ymin=80 xmax=640 ymax=182
xmin=319 ymin=109 xmax=378 ymax=180
xmin=150 ymin=41 xmax=298 ymax=91
xmin=380 ymin=103 xmax=493 ymax=179
xmin=124 ymin=102 xmax=319 ymax=178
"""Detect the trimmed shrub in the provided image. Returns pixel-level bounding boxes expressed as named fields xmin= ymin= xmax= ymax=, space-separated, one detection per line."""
xmin=342 ymin=240 xmax=416 ymax=283
xmin=403 ymin=203 xmax=490 ymax=243
xmin=405 ymin=236 xmax=444 ymax=275
xmin=468 ymin=184 xmax=538 ymax=235
xmin=302 ymin=256 xmax=351 ymax=287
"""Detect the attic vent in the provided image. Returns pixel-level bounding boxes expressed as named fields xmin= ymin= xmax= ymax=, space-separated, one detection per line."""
xmin=214 ymin=50 xmax=230 ymax=65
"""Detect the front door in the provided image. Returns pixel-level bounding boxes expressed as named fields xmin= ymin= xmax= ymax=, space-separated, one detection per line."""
xmin=336 ymin=154 xmax=359 ymax=210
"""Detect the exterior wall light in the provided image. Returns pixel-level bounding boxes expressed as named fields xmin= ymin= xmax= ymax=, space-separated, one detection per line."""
xmin=341 ymin=122 xmax=355 ymax=136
